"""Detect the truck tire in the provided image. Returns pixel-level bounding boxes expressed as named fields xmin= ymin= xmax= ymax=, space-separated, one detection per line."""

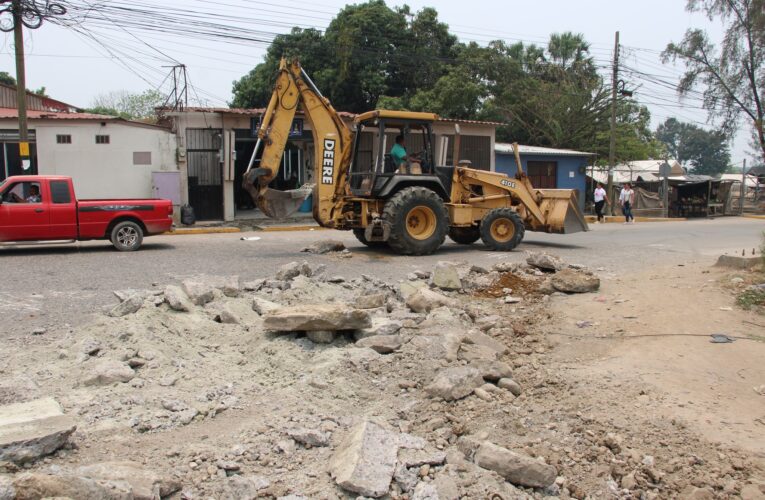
xmin=353 ymin=228 xmax=387 ymax=248
xmin=383 ymin=186 xmax=448 ymax=255
xmin=448 ymin=226 xmax=481 ymax=245
xmin=111 ymin=221 xmax=144 ymax=252
xmin=480 ymin=208 xmax=524 ymax=251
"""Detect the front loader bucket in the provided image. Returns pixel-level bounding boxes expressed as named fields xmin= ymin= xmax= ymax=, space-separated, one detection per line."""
xmin=537 ymin=190 xmax=589 ymax=234
xmin=256 ymin=186 xmax=312 ymax=219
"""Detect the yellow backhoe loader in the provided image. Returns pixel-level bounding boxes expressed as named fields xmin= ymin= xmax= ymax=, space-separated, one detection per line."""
xmin=243 ymin=59 xmax=588 ymax=255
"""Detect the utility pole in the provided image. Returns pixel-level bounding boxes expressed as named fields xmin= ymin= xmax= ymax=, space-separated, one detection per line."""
xmin=740 ymin=159 xmax=746 ymax=214
xmin=12 ymin=0 xmax=30 ymax=170
xmin=606 ymin=31 xmax=619 ymax=216
xmin=3 ymin=0 xmax=66 ymax=172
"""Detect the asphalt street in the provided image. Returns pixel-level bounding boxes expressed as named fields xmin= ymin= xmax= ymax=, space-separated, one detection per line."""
xmin=0 ymin=218 xmax=762 ymax=337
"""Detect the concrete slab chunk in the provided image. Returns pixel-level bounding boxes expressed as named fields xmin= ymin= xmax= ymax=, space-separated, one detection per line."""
xmin=263 ymin=304 xmax=371 ymax=332
xmin=474 ymin=441 xmax=557 ymax=488
xmin=329 ymin=420 xmax=400 ymax=498
xmin=0 ymin=398 xmax=76 ymax=464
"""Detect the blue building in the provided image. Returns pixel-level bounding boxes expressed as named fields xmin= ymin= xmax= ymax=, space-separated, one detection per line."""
xmin=494 ymin=143 xmax=594 ymax=211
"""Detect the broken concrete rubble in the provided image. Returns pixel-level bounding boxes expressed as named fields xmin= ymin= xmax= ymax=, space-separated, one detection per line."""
xmin=164 ymin=285 xmax=193 ymax=312
xmin=406 ymin=288 xmax=459 ymax=313
xmin=431 ymin=261 xmax=462 ymax=291
xmin=526 ymin=252 xmax=564 ymax=271
xmin=275 ymin=261 xmax=312 ymax=281
xmin=0 ymin=398 xmax=76 ymax=464
xmin=252 ymin=296 xmax=281 ymax=315
xmin=306 ymin=330 xmax=336 ymax=344
xmin=551 ymin=269 xmax=600 ymax=293
xmin=287 ymin=428 xmax=331 ymax=447
xmin=82 ymin=360 xmax=135 ymax=386
xmin=328 ymin=420 xmax=400 ymax=498
xmin=355 ymin=334 xmax=404 ymax=354
xmin=182 ymin=280 xmax=215 ymax=306
xmin=474 ymin=441 xmax=557 ymax=488
xmin=355 ymin=317 xmax=403 ymax=339
xmin=108 ymin=293 xmax=143 ymax=317
xmin=300 ymin=239 xmax=346 ymax=254
xmin=425 ymin=366 xmax=484 ymax=401
xmin=263 ymin=304 xmax=371 ymax=332
xmin=76 ymin=461 xmax=182 ymax=499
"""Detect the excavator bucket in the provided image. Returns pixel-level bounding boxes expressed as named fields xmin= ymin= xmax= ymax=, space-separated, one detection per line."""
xmin=536 ymin=189 xmax=589 ymax=234
xmin=256 ymin=186 xmax=312 ymax=220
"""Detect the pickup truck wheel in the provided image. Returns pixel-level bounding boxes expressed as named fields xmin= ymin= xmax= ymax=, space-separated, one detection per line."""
xmin=111 ymin=221 xmax=144 ymax=251
xmin=480 ymin=208 xmax=524 ymax=251
xmin=383 ymin=186 xmax=448 ymax=255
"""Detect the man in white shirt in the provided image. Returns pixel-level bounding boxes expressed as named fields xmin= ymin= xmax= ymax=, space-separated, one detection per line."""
xmin=593 ymin=183 xmax=609 ymax=223
xmin=619 ymin=183 xmax=635 ymax=224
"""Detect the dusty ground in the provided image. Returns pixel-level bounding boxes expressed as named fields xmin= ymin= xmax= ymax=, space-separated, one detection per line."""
xmin=1 ymin=246 xmax=764 ymax=499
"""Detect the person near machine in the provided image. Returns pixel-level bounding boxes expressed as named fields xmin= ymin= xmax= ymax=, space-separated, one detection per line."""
xmin=593 ymin=182 xmax=609 ymax=223
xmin=389 ymin=134 xmax=422 ymax=174
xmin=619 ymin=183 xmax=635 ymax=224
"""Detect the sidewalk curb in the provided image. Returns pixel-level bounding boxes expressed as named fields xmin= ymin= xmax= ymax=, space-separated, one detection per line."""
xmin=742 ymin=215 xmax=765 ymax=220
xmin=585 ymin=216 xmax=688 ymax=223
xmin=164 ymin=227 xmax=241 ymax=235
xmin=260 ymin=225 xmax=327 ymax=232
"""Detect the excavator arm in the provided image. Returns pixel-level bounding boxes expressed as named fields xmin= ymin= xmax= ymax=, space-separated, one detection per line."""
xmin=242 ymin=59 xmax=353 ymax=225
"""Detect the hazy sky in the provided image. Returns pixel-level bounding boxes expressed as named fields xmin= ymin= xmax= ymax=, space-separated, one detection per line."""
xmin=1 ymin=0 xmax=749 ymax=164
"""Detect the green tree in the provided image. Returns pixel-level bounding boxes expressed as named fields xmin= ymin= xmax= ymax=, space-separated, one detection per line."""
xmin=231 ymin=28 xmax=331 ymax=109
xmin=663 ymin=0 xmax=765 ymax=161
xmin=656 ymin=118 xmax=731 ymax=175
xmin=86 ymin=90 xmax=165 ymax=120
xmin=0 ymin=71 xmax=15 ymax=86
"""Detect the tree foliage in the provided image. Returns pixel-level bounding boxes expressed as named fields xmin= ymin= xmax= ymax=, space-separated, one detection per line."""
xmin=655 ymin=117 xmax=731 ymax=175
xmin=86 ymin=90 xmax=164 ymax=120
xmin=663 ymin=0 xmax=765 ymax=161
xmin=232 ymin=1 xmax=661 ymax=161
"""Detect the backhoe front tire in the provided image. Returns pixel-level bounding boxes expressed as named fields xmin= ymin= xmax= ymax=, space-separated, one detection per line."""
xmin=353 ymin=228 xmax=387 ymax=248
xmin=480 ymin=208 xmax=524 ymax=251
xmin=383 ymin=187 xmax=448 ymax=255
xmin=448 ymin=226 xmax=481 ymax=245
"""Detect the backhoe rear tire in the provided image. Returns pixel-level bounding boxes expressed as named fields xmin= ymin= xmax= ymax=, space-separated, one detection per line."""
xmin=480 ymin=208 xmax=524 ymax=251
xmin=353 ymin=228 xmax=387 ymax=248
xmin=383 ymin=187 xmax=448 ymax=255
xmin=448 ymin=226 xmax=481 ymax=245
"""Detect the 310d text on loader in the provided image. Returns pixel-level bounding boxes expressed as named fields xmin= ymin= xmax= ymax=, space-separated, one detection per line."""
xmin=243 ymin=59 xmax=588 ymax=255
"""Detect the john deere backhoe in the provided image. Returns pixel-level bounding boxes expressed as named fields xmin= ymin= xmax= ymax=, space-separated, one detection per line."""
xmin=243 ymin=59 xmax=588 ymax=255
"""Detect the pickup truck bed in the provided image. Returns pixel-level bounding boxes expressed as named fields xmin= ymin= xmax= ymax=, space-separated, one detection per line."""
xmin=0 ymin=175 xmax=174 ymax=251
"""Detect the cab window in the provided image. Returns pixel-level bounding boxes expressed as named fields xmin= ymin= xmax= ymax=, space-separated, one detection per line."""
xmin=2 ymin=182 xmax=43 ymax=204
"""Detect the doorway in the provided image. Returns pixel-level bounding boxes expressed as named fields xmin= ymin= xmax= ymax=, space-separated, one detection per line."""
xmin=186 ymin=129 xmax=223 ymax=220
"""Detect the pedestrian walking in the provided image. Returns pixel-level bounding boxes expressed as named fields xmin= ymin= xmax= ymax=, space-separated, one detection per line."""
xmin=619 ymin=183 xmax=635 ymax=224
xmin=593 ymin=183 xmax=609 ymax=223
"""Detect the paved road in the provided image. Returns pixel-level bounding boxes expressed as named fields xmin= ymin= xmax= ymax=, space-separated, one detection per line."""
xmin=1 ymin=218 xmax=762 ymax=337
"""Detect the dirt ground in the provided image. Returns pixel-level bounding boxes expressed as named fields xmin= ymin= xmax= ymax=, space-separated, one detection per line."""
xmin=1 ymin=250 xmax=764 ymax=499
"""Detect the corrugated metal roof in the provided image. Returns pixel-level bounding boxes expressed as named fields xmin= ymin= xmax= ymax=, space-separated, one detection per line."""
xmin=495 ymin=143 xmax=595 ymax=156
xmin=0 ymin=108 xmax=117 ymax=120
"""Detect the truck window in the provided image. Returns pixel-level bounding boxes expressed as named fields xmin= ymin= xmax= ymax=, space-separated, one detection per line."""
xmin=50 ymin=180 xmax=72 ymax=204
xmin=2 ymin=182 xmax=42 ymax=204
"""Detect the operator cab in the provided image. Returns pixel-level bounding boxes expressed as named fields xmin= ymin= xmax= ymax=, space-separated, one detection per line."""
xmin=349 ymin=110 xmax=452 ymax=200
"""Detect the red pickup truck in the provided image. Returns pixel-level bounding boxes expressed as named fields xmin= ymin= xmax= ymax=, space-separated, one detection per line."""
xmin=0 ymin=175 xmax=173 ymax=251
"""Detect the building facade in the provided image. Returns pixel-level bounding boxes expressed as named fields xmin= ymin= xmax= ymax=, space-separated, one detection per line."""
xmin=495 ymin=144 xmax=593 ymax=210
xmin=0 ymin=85 xmax=179 ymax=208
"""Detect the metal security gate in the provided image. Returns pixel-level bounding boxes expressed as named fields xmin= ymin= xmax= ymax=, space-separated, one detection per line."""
xmin=186 ymin=128 xmax=223 ymax=220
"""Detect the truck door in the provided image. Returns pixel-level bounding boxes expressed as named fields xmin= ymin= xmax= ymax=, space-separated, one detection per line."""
xmin=0 ymin=180 xmax=50 ymax=241
xmin=46 ymin=179 xmax=77 ymax=239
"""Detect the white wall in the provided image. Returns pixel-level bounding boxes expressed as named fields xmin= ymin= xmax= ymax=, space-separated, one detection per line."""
xmin=31 ymin=120 xmax=177 ymax=200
